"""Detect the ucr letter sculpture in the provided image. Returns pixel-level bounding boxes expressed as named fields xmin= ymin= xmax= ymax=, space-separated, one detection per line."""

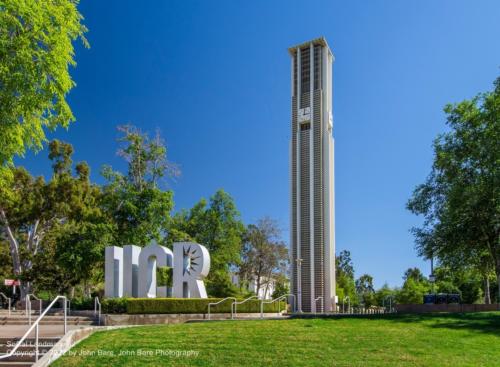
xmin=105 ymin=242 xmax=210 ymax=299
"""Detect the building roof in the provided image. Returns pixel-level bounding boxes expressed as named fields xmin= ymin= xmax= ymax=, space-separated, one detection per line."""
xmin=288 ymin=37 xmax=334 ymax=58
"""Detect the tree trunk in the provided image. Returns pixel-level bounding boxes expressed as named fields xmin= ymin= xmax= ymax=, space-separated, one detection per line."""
xmin=498 ymin=272 xmax=500 ymax=305
xmin=256 ymin=275 xmax=261 ymax=299
xmin=0 ymin=209 xmax=22 ymax=276
xmin=484 ymin=277 xmax=491 ymax=304
xmin=496 ymin=260 xmax=500 ymax=304
xmin=20 ymin=282 xmax=32 ymax=301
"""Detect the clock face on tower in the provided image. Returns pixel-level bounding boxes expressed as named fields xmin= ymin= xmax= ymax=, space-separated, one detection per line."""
xmin=298 ymin=107 xmax=311 ymax=123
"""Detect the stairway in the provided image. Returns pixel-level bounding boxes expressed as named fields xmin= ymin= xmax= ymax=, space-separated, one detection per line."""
xmin=0 ymin=313 xmax=98 ymax=367
xmin=0 ymin=337 xmax=60 ymax=367
xmin=0 ymin=315 xmax=95 ymax=326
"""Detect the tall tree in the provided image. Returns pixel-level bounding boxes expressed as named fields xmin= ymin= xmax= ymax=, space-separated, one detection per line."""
xmin=0 ymin=0 xmax=87 ymax=168
xmin=335 ymin=250 xmax=357 ymax=305
xmin=403 ymin=267 xmax=426 ymax=283
xmin=239 ymin=217 xmax=289 ymax=297
xmin=355 ymin=274 xmax=376 ymax=307
xmin=337 ymin=250 xmax=355 ymax=279
xmin=0 ymin=140 xmax=108 ymax=297
xmin=168 ymin=189 xmax=245 ymax=296
xmin=407 ymin=76 xmax=500 ymax=300
xmin=396 ymin=277 xmax=429 ymax=305
xmin=101 ymin=125 xmax=177 ymax=247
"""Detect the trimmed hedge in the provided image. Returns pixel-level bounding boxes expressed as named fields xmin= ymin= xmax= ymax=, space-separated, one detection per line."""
xmin=126 ymin=298 xmax=286 ymax=315
xmin=102 ymin=298 xmax=128 ymax=314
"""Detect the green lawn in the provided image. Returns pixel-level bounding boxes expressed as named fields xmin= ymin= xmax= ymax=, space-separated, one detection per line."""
xmin=53 ymin=312 xmax=500 ymax=366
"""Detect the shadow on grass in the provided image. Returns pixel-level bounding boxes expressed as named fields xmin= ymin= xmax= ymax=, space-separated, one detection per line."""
xmin=327 ymin=312 xmax=500 ymax=337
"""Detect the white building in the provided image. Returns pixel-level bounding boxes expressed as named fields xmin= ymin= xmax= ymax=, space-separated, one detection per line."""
xmin=289 ymin=37 xmax=336 ymax=313
xmin=231 ymin=274 xmax=276 ymax=300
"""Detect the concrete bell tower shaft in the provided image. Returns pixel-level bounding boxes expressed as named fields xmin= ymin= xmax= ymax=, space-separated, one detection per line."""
xmin=289 ymin=37 xmax=335 ymax=313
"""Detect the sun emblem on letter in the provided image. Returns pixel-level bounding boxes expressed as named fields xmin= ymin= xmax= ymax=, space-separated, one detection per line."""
xmin=183 ymin=245 xmax=200 ymax=276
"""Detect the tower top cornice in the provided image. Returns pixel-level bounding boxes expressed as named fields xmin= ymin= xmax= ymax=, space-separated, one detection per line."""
xmin=288 ymin=37 xmax=334 ymax=59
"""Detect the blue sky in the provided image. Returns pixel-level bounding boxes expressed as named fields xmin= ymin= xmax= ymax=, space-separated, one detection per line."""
xmin=18 ymin=0 xmax=500 ymax=287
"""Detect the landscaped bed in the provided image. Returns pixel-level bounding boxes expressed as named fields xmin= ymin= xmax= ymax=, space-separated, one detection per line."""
xmin=53 ymin=312 xmax=500 ymax=366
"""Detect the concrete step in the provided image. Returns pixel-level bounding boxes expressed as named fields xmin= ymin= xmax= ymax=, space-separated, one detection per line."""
xmin=0 ymin=362 xmax=34 ymax=367
xmin=0 ymin=337 xmax=60 ymax=366
xmin=0 ymin=320 xmax=94 ymax=326
xmin=0 ymin=316 xmax=97 ymax=326
xmin=0 ymin=346 xmax=52 ymax=354
xmin=0 ymin=337 xmax=61 ymax=367
xmin=0 ymin=316 xmax=92 ymax=320
xmin=0 ymin=352 xmax=46 ymax=363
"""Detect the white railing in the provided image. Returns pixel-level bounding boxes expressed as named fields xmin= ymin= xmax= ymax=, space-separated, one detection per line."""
xmin=94 ymin=297 xmax=102 ymax=326
xmin=315 ymin=296 xmax=324 ymax=314
xmin=260 ymin=294 xmax=296 ymax=319
xmin=207 ymin=297 xmax=236 ymax=320
xmin=232 ymin=296 xmax=261 ymax=319
xmin=0 ymin=292 xmax=11 ymax=316
xmin=0 ymin=295 xmax=68 ymax=363
xmin=26 ymin=294 xmax=43 ymax=325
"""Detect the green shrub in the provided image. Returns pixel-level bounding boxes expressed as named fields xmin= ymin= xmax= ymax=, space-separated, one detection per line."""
xmin=127 ymin=298 xmax=286 ymax=315
xmin=102 ymin=298 xmax=128 ymax=314
xmin=156 ymin=266 xmax=173 ymax=287
xmin=71 ymin=298 xmax=94 ymax=310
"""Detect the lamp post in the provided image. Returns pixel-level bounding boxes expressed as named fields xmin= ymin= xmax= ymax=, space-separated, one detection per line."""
xmin=295 ymin=258 xmax=303 ymax=313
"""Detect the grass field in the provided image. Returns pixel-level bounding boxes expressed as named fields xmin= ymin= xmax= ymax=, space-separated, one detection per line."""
xmin=53 ymin=312 xmax=500 ymax=366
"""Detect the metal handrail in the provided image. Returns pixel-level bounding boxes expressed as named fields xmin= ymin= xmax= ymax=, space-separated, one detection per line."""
xmin=94 ymin=297 xmax=102 ymax=326
xmin=315 ymin=296 xmax=324 ymax=314
xmin=0 ymin=295 xmax=67 ymax=363
xmin=0 ymin=292 xmax=11 ymax=316
xmin=207 ymin=297 xmax=236 ymax=320
xmin=232 ymin=296 xmax=261 ymax=319
xmin=26 ymin=294 xmax=43 ymax=325
xmin=260 ymin=294 xmax=296 ymax=319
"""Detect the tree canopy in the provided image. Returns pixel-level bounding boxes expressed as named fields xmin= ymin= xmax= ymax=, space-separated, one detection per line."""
xmin=239 ymin=217 xmax=289 ymax=297
xmin=168 ymin=189 xmax=245 ymax=296
xmin=0 ymin=0 xmax=87 ymax=167
xmin=407 ymin=76 xmax=500 ymax=300
xmin=101 ymin=125 xmax=176 ymax=247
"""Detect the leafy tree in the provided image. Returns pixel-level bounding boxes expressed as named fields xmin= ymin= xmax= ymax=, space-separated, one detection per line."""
xmin=374 ymin=283 xmax=397 ymax=307
xmin=356 ymin=274 xmax=376 ymax=307
xmin=101 ymin=125 xmax=176 ymax=247
xmin=168 ymin=189 xmax=245 ymax=296
xmin=271 ymin=274 xmax=290 ymax=299
xmin=0 ymin=140 xmax=109 ymax=297
xmin=239 ymin=217 xmax=289 ymax=298
xmin=407 ymin=76 xmax=500 ymax=300
xmin=335 ymin=250 xmax=357 ymax=305
xmin=337 ymin=250 xmax=355 ymax=279
xmin=0 ymin=241 xmax=12 ymax=297
xmin=396 ymin=277 xmax=429 ymax=304
xmin=433 ymin=265 xmax=483 ymax=303
xmin=395 ymin=267 xmax=430 ymax=304
xmin=403 ymin=267 xmax=426 ymax=283
xmin=0 ymin=0 xmax=87 ymax=168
